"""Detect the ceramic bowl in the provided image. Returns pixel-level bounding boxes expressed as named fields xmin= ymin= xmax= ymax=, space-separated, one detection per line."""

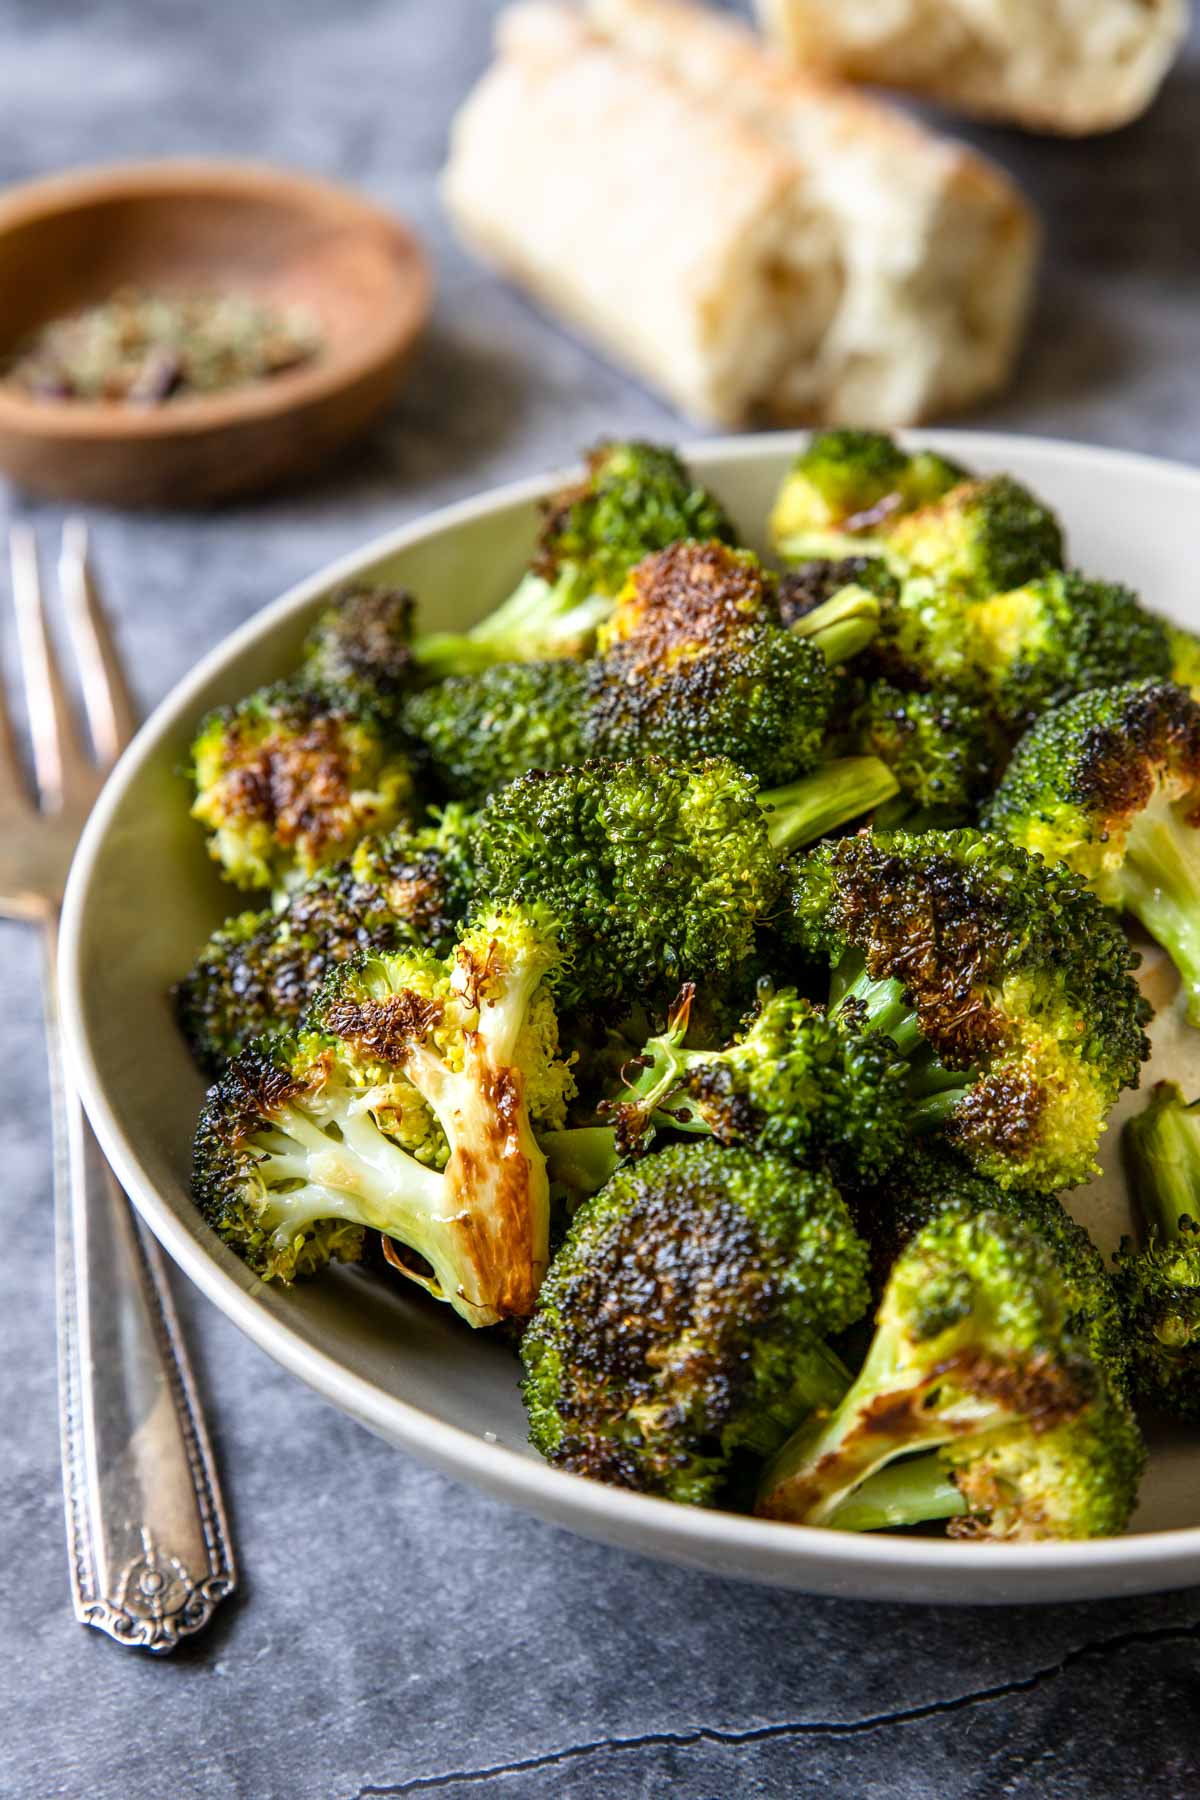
xmin=58 ymin=431 xmax=1200 ymax=1603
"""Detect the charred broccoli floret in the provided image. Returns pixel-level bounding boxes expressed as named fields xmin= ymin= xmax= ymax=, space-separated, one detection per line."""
xmin=788 ymin=829 xmax=1149 ymax=1192
xmin=469 ymin=755 xmax=895 ymax=1012
xmin=1116 ymin=1082 xmax=1200 ymax=1420
xmin=521 ymin=1141 xmax=870 ymax=1505
xmin=411 ymin=441 xmax=738 ymax=679
xmin=606 ymin=982 xmax=910 ymax=1184
xmin=301 ymin=583 xmax=415 ymax=717
xmin=407 ymin=542 xmax=894 ymax=798
xmin=192 ymin=905 xmax=574 ymax=1325
xmin=586 ymin=540 xmax=876 ymax=783
xmin=757 ymin=1208 xmax=1143 ymax=1539
xmin=842 ymin=681 xmax=1001 ymax=827
xmin=174 ymin=810 xmax=473 ymax=1074
xmin=986 ymin=680 xmax=1200 ymax=1021
xmin=769 ymin=431 xmax=965 ymax=561
xmin=189 ymin=681 xmax=419 ymax=893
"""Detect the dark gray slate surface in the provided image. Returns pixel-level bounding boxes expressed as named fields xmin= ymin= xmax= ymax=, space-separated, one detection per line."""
xmin=1 ymin=4 xmax=1198 ymax=1796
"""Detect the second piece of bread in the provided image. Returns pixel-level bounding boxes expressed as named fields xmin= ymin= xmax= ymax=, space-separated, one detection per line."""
xmin=444 ymin=1 xmax=1037 ymax=428
xmin=756 ymin=0 xmax=1188 ymax=136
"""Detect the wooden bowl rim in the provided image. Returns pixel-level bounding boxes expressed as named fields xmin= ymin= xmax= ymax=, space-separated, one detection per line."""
xmin=0 ymin=158 xmax=432 ymax=443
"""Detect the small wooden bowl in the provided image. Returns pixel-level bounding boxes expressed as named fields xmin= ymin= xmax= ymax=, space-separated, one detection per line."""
xmin=0 ymin=160 xmax=431 ymax=506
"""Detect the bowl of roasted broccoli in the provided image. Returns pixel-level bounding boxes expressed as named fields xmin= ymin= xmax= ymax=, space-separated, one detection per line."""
xmin=58 ymin=429 xmax=1200 ymax=1602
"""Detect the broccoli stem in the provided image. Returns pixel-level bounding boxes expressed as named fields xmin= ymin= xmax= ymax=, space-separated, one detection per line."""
xmin=829 ymin=951 xmax=925 ymax=1056
xmin=410 ymin=568 xmax=611 ymax=681
xmin=1126 ymin=1085 xmax=1200 ymax=1244
xmin=822 ymin=1453 xmax=967 ymax=1532
xmin=789 ymin=587 xmax=880 ymax=667
xmin=757 ymin=1306 xmax=1011 ymax=1524
xmin=1113 ymin=802 xmax=1200 ymax=1026
xmin=760 ymin=757 xmax=900 ymax=852
xmin=541 ymin=1126 xmax=621 ymax=1198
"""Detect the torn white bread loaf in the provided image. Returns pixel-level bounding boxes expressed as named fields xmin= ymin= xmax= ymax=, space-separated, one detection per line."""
xmin=756 ymin=0 xmax=1187 ymax=136
xmin=443 ymin=1 xmax=1036 ymax=427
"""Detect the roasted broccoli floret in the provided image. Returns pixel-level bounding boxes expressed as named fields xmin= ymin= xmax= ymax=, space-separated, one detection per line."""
xmin=606 ymin=982 xmax=909 ymax=1183
xmin=756 ymin=1208 xmax=1143 ymax=1539
xmin=404 ymin=660 xmax=592 ymax=803
xmin=842 ymin=681 xmax=1000 ymax=827
xmin=470 ymin=755 xmax=896 ymax=1012
xmin=965 ymin=573 xmax=1171 ymax=732
xmin=788 ymin=829 xmax=1150 ymax=1193
xmin=851 ymin=1143 xmax=1131 ymax=1394
xmin=831 ymin=1402 xmax=1145 ymax=1541
xmin=586 ymin=540 xmax=876 ymax=784
xmin=410 ymin=441 xmax=738 ymax=679
xmin=300 ymin=583 xmax=415 ymax=717
xmin=174 ymin=811 xmax=473 ymax=1074
xmin=521 ymin=1141 xmax=870 ymax=1505
xmin=986 ymin=680 xmax=1200 ymax=1021
xmin=406 ymin=540 xmax=891 ymax=798
xmin=884 ymin=476 xmax=1065 ymax=603
xmin=192 ymin=905 xmax=574 ymax=1324
xmin=769 ymin=431 xmax=965 ymax=561
xmin=189 ymin=680 xmax=419 ymax=893
xmin=871 ymin=569 xmax=1166 ymax=731
xmin=1116 ymin=1082 xmax=1200 ymax=1420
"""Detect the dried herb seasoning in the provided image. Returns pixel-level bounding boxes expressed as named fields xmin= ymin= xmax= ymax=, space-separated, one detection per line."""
xmin=3 ymin=286 xmax=323 ymax=405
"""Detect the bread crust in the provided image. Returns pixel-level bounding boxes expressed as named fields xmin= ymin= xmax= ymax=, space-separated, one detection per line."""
xmin=443 ymin=1 xmax=1037 ymax=426
xmin=756 ymin=0 xmax=1188 ymax=135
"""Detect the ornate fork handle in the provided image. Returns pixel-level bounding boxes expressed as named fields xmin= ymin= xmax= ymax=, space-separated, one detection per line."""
xmin=45 ymin=918 xmax=236 ymax=1652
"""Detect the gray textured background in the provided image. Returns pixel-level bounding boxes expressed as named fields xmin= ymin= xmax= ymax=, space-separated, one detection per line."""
xmin=2 ymin=3 xmax=1199 ymax=1797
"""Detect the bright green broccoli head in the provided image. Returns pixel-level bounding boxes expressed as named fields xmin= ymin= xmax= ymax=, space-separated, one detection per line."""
xmin=845 ymin=681 xmax=1000 ymax=826
xmin=757 ymin=1207 xmax=1106 ymax=1528
xmin=537 ymin=440 xmax=738 ymax=600
xmin=884 ymin=475 xmax=1065 ymax=603
xmin=300 ymin=582 xmax=415 ymax=716
xmin=189 ymin=680 xmax=419 ymax=893
xmin=986 ymin=680 xmax=1200 ymax=1021
xmin=174 ymin=815 xmax=472 ymax=1075
xmin=1117 ymin=1081 xmax=1200 ymax=1420
xmin=196 ymin=903 xmax=575 ymax=1326
xmin=404 ymin=660 xmax=591 ymax=804
xmin=467 ymin=756 xmax=786 ymax=1012
xmin=788 ymin=828 xmax=1150 ymax=1193
xmin=607 ymin=983 xmax=910 ymax=1184
xmin=409 ymin=441 xmax=740 ymax=680
xmin=769 ymin=431 xmax=965 ymax=557
xmin=965 ymin=572 xmax=1172 ymax=732
xmin=521 ymin=1140 xmax=869 ymax=1505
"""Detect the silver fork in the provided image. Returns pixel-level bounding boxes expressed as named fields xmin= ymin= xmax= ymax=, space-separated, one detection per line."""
xmin=2 ymin=523 xmax=235 ymax=1653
